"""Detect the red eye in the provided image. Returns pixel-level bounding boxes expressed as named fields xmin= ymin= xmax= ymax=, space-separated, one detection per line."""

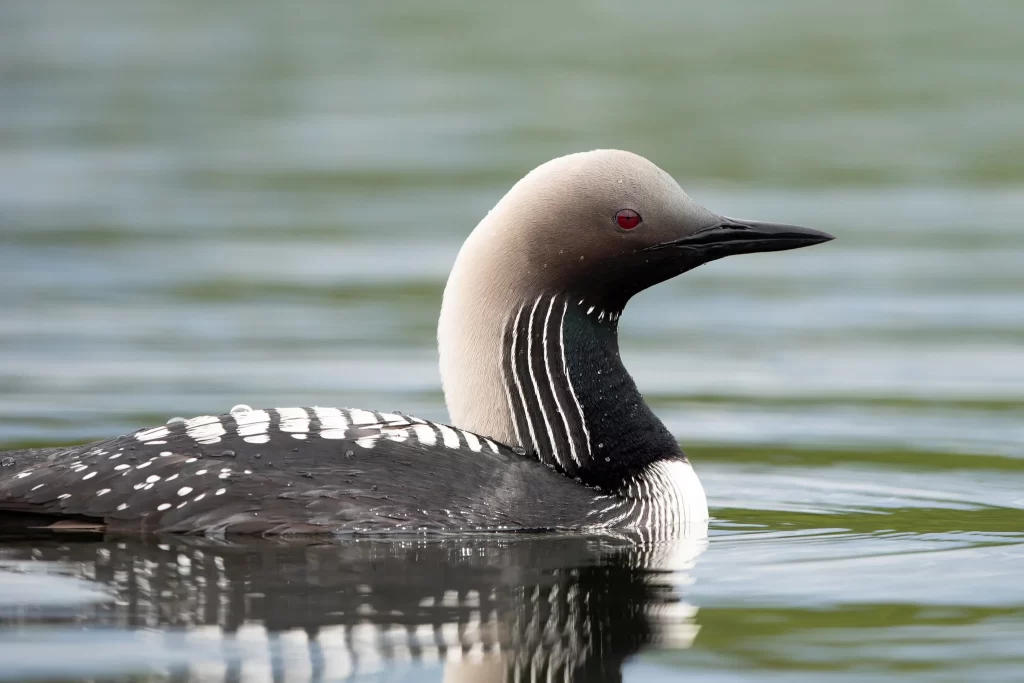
xmin=615 ymin=209 xmax=642 ymax=230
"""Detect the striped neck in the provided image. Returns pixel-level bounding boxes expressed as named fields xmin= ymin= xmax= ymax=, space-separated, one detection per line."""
xmin=500 ymin=293 xmax=683 ymax=492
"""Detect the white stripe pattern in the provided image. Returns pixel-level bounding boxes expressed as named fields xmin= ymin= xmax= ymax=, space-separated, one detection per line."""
xmin=135 ymin=426 xmax=170 ymax=442
xmin=436 ymin=424 xmax=461 ymax=449
xmin=277 ymin=407 xmax=310 ymax=434
xmin=185 ymin=415 xmax=226 ymax=445
xmin=508 ymin=303 xmax=541 ymax=453
xmin=544 ymin=295 xmax=582 ymax=467
xmin=313 ymin=406 xmax=349 ymax=439
xmin=525 ymin=295 xmax=561 ymax=466
xmin=412 ymin=424 xmax=437 ymax=445
xmin=349 ymin=409 xmax=376 ymax=425
xmin=235 ymin=409 xmax=271 ymax=444
xmin=157 ymin=406 xmax=504 ymax=457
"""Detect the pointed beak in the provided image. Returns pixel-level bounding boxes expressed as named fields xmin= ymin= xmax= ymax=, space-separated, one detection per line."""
xmin=645 ymin=218 xmax=835 ymax=259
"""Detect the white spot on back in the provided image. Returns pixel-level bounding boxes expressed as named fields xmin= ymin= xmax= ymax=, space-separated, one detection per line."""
xmin=314 ymin=406 xmax=349 ymax=439
xmin=436 ymin=424 xmax=460 ymax=449
xmin=277 ymin=407 xmax=310 ymax=434
xmin=243 ymin=435 xmax=270 ymax=444
xmin=157 ymin=503 xmax=171 ymax=511
xmin=135 ymin=426 xmax=170 ymax=442
xmin=185 ymin=415 xmax=226 ymax=445
xmin=82 ymin=472 xmax=96 ymax=480
xmin=349 ymin=409 xmax=375 ymax=425
xmin=462 ymin=431 xmax=482 ymax=453
xmin=234 ymin=408 xmax=271 ymax=439
xmin=411 ymin=424 xmax=436 ymax=446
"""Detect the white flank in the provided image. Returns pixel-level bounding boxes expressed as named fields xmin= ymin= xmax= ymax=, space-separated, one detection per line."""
xmin=526 ymin=295 xmax=560 ymax=463
xmin=559 ymin=300 xmax=591 ymax=458
xmin=276 ymin=407 xmax=310 ymax=434
xmin=412 ymin=424 xmax=437 ymax=445
xmin=483 ymin=438 xmax=500 ymax=454
xmin=436 ymin=424 xmax=460 ymax=449
xmin=243 ymin=434 xmax=270 ymax=444
xmin=185 ymin=415 xmax=225 ymax=445
xmin=632 ymin=460 xmax=709 ymax=528
xmin=313 ymin=406 xmax=349 ymax=439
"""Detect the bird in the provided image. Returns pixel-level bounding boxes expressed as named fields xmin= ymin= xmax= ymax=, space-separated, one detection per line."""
xmin=0 ymin=150 xmax=833 ymax=536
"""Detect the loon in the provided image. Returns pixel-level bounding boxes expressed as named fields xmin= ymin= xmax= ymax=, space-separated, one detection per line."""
xmin=0 ymin=150 xmax=832 ymax=536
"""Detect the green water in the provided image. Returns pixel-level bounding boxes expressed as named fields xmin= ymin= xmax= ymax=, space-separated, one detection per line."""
xmin=1 ymin=0 xmax=1023 ymax=680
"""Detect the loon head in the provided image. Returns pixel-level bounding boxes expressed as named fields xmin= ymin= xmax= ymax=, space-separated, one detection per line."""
xmin=439 ymin=150 xmax=832 ymax=478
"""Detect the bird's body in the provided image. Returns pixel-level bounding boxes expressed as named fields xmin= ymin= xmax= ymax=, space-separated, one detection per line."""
xmin=0 ymin=150 xmax=831 ymax=536
xmin=1 ymin=407 xmax=704 ymax=536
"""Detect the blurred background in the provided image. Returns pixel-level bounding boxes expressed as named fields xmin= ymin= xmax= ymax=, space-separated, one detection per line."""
xmin=1 ymin=1 xmax=1023 ymax=681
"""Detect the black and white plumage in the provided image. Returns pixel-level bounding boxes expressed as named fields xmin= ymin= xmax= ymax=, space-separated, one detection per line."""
xmin=0 ymin=406 xmax=705 ymax=536
xmin=0 ymin=149 xmax=832 ymax=536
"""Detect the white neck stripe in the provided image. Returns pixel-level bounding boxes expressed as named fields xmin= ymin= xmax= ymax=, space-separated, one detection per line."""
xmin=526 ymin=295 xmax=561 ymax=466
xmin=508 ymin=303 xmax=540 ymax=453
xmin=543 ymin=294 xmax=582 ymax=469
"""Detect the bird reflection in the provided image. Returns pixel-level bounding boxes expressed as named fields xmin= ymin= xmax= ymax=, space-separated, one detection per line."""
xmin=0 ymin=526 xmax=706 ymax=682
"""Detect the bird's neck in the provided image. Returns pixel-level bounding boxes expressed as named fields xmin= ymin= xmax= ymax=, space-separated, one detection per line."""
xmin=440 ymin=288 xmax=682 ymax=492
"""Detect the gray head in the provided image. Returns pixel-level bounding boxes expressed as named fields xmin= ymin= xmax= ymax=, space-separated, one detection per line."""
xmin=439 ymin=150 xmax=832 ymax=458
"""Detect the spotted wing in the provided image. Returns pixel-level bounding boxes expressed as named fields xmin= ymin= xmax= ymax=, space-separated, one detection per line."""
xmin=0 ymin=407 xmax=606 ymax=534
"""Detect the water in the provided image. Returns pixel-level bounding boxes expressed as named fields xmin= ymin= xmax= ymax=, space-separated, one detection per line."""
xmin=1 ymin=0 xmax=1022 ymax=680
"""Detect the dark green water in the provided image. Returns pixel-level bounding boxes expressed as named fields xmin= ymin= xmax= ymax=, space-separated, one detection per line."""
xmin=1 ymin=1 xmax=1023 ymax=680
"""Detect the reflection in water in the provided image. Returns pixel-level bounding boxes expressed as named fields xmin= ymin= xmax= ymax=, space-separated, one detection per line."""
xmin=0 ymin=527 xmax=706 ymax=681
